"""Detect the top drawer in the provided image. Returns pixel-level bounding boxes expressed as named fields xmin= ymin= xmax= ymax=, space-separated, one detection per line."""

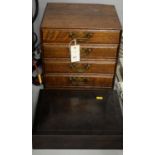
xmin=41 ymin=29 xmax=121 ymax=44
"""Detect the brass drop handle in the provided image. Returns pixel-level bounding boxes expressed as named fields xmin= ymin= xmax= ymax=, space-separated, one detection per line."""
xmin=68 ymin=32 xmax=77 ymax=39
xmin=81 ymin=48 xmax=92 ymax=56
xmin=68 ymin=32 xmax=93 ymax=42
xmin=69 ymin=77 xmax=89 ymax=85
xmin=69 ymin=63 xmax=91 ymax=73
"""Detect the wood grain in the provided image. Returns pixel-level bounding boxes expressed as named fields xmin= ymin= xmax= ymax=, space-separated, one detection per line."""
xmin=41 ymin=3 xmax=121 ymax=30
xmin=43 ymin=43 xmax=119 ymax=59
xmin=42 ymin=29 xmax=121 ymax=44
xmin=44 ymin=74 xmax=113 ymax=88
xmin=43 ymin=59 xmax=116 ymax=74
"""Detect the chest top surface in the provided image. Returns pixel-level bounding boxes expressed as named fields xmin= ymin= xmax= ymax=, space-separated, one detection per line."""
xmin=41 ymin=3 xmax=121 ymax=30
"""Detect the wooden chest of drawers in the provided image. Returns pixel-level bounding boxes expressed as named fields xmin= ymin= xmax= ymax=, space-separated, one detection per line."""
xmin=41 ymin=3 xmax=122 ymax=89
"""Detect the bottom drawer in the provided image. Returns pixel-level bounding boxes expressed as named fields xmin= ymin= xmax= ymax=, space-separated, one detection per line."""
xmin=44 ymin=74 xmax=113 ymax=88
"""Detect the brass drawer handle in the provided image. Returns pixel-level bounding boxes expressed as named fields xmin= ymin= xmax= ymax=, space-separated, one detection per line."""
xmin=69 ymin=77 xmax=89 ymax=85
xmin=68 ymin=32 xmax=93 ymax=42
xmin=69 ymin=63 xmax=91 ymax=73
xmin=69 ymin=32 xmax=77 ymax=39
xmin=81 ymin=48 xmax=92 ymax=56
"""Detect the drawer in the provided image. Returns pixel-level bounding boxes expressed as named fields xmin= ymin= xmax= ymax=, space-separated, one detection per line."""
xmin=43 ymin=44 xmax=118 ymax=59
xmin=44 ymin=74 xmax=113 ymax=88
xmin=42 ymin=29 xmax=121 ymax=44
xmin=43 ymin=59 xmax=116 ymax=74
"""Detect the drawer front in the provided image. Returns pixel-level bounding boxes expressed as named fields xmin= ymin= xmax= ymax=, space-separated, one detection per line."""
xmin=43 ymin=60 xmax=116 ymax=74
xmin=42 ymin=29 xmax=120 ymax=44
xmin=43 ymin=44 xmax=118 ymax=59
xmin=44 ymin=74 xmax=113 ymax=88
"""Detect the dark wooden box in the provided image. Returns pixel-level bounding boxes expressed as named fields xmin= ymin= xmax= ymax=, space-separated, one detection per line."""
xmin=32 ymin=89 xmax=123 ymax=149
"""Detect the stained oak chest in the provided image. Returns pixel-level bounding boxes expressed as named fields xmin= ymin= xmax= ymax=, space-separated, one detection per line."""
xmin=41 ymin=3 xmax=122 ymax=89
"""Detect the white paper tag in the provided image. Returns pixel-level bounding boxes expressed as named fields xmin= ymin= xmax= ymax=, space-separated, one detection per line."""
xmin=70 ymin=45 xmax=80 ymax=62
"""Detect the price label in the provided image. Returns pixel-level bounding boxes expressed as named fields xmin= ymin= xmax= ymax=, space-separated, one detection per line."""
xmin=70 ymin=45 xmax=80 ymax=62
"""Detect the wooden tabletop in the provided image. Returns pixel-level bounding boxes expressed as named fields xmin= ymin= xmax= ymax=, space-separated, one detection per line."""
xmin=41 ymin=3 xmax=121 ymax=30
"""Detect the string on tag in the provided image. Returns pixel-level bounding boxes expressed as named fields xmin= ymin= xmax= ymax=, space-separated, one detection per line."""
xmin=69 ymin=39 xmax=77 ymax=47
